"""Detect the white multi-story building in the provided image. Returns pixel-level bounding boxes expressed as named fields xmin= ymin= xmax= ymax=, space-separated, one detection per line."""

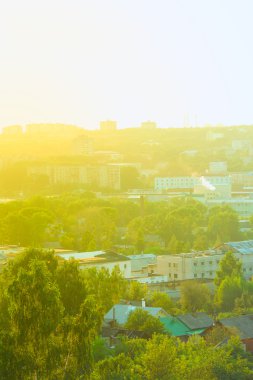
xmin=157 ymin=250 xmax=223 ymax=281
xmin=155 ymin=176 xmax=198 ymax=190
xmin=57 ymin=250 xmax=131 ymax=278
xmin=156 ymin=240 xmax=253 ymax=281
xmin=155 ymin=176 xmax=231 ymax=192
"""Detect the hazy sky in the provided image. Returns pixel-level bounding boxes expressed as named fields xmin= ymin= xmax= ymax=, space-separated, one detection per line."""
xmin=0 ymin=0 xmax=252 ymax=129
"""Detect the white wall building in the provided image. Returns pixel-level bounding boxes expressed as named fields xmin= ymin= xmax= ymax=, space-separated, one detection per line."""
xmin=156 ymin=241 xmax=253 ymax=281
xmin=155 ymin=175 xmax=231 ymax=193
xmin=157 ymin=250 xmax=223 ymax=281
xmin=57 ymin=250 xmax=131 ymax=278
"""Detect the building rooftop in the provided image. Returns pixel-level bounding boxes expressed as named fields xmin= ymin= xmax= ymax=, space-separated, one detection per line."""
xmin=128 ymin=254 xmax=156 ymax=260
xmin=159 ymin=249 xmax=223 ymax=259
xmin=177 ymin=312 xmax=214 ymax=330
xmin=57 ymin=250 xmax=130 ymax=264
xmin=160 ymin=316 xmax=206 ymax=337
xmin=104 ymin=304 xmax=166 ymax=325
xmin=224 ymin=240 xmax=253 ymax=254
xmin=220 ymin=314 xmax=253 ymax=339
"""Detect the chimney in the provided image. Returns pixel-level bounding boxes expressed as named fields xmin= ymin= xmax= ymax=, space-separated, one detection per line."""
xmin=141 ymin=298 xmax=146 ymax=308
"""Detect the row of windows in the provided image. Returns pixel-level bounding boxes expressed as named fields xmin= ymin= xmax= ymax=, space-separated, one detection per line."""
xmin=193 ymin=260 xmax=220 ymax=266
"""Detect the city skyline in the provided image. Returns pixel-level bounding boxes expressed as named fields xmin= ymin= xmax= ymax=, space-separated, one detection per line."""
xmin=0 ymin=0 xmax=253 ymax=129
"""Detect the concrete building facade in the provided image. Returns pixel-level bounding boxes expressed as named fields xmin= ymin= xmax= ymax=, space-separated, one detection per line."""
xmin=156 ymin=240 xmax=253 ymax=281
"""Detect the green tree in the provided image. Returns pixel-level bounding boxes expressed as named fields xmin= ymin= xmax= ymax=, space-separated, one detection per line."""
xmin=0 ymin=259 xmax=63 ymax=379
xmin=215 ymin=251 xmax=242 ymax=287
xmin=125 ymin=281 xmax=147 ymax=301
xmin=216 ymin=276 xmax=244 ymax=311
xmin=56 ymin=259 xmax=87 ymax=316
xmin=125 ymin=309 xmax=164 ymax=334
xmin=207 ymin=207 xmax=241 ymax=244
xmin=180 ymin=281 xmax=211 ymax=312
xmin=149 ymin=292 xmax=174 ymax=313
xmin=83 ymin=266 xmax=126 ymax=313
xmin=0 ymin=248 xmax=102 ymax=379
xmin=91 ymin=353 xmax=144 ymax=380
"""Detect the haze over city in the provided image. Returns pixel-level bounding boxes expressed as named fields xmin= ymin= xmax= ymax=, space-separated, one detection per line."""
xmin=1 ymin=0 xmax=253 ymax=129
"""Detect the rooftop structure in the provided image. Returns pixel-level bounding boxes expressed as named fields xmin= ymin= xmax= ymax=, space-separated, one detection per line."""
xmin=104 ymin=304 xmax=168 ymax=325
xmin=160 ymin=312 xmax=213 ymax=337
xmin=222 ymin=240 xmax=253 ymax=255
xmin=177 ymin=312 xmax=213 ymax=330
xmin=128 ymin=253 xmax=157 ymax=273
xmin=220 ymin=314 xmax=253 ymax=340
xmin=57 ymin=250 xmax=131 ymax=277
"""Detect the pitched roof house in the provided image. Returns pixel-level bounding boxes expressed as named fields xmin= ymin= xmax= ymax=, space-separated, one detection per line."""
xmin=104 ymin=304 xmax=168 ymax=326
xmin=219 ymin=314 xmax=253 ymax=352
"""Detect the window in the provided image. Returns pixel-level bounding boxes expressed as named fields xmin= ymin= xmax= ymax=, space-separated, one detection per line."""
xmin=194 ymin=273 xmax=197 ymax=278
xmin=173 ymin=263 xmax=176 ymax=267
xmin=216 ymin=260 xmax=219 ymax=264
xmin=193 ymin=262 xmax=197 ymax=266
xmin=174 ymin=274 xmax=178 ymax=279
xmin=168 ymin=263 xmax=171 ymax=267
xmin=202 ymin=273 xmax=205 ymax=278
xmin=201 ymin=262 xmax=204 ymax=265
xmin=124 ymin=264 xmax=127 ymax=269
xmin=209 ymin=271 xmax=213 ymax=276
xmin=209 ymin=261 xmax=212 ymax=265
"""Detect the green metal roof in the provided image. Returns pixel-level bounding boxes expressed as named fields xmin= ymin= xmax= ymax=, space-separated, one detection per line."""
xmin=160 ymin=316 xmax=205 ymax=337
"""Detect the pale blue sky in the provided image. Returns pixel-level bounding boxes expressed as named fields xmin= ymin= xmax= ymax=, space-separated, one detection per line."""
xmin=0 ymin=0 xmax=252 ymax=129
